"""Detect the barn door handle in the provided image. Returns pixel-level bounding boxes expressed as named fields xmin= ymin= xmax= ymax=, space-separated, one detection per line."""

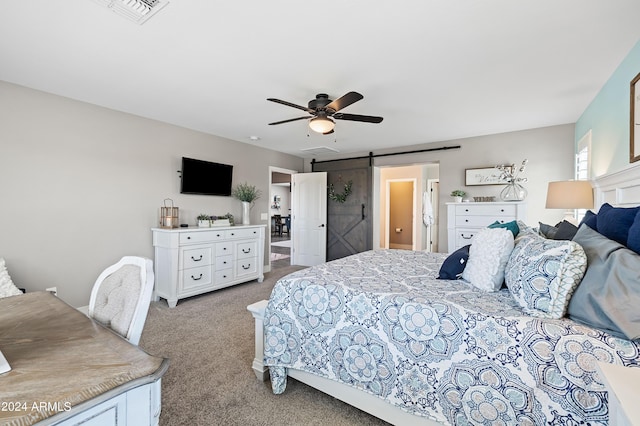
xmin=362 ymin=204 xmax=365 ymax=220
xmin=318 ymin=224 xmax=325 ymax=227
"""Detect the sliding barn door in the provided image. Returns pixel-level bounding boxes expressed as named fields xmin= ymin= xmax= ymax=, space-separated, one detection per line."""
xmin=313 ymin=158 xmax=372 ymax=261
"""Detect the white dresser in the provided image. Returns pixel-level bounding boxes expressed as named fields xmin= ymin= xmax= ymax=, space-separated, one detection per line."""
xmin=152 ymin=225 xmax=266 ymax=308
xmin=446 ymin=202 xmax=526 ymax=251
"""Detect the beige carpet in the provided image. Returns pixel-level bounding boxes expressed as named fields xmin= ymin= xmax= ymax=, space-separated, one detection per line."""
xmin=139 ymin=266 xmax=390 ymax=426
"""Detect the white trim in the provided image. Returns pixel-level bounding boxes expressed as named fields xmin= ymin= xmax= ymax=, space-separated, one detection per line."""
xmin=593 ymin=163 xmax=640 ymax=208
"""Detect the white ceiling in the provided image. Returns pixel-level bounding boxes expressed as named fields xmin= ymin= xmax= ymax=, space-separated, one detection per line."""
xmin=2 ymin=1 xmax=640 ymax=158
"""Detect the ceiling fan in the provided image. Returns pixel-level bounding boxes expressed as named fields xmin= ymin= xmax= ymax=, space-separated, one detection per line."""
xmin=267 ymin=91 xmax=383 ymax=134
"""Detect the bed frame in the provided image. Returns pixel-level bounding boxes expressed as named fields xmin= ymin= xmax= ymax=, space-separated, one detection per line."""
xmin=247 ymin=163 xmax=640 ymax=426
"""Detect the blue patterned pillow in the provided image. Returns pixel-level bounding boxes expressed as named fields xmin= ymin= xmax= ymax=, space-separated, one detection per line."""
xmin=505 ymin=232 xmax=587 ymax=319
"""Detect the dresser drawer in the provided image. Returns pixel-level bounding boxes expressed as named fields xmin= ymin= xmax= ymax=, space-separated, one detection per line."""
xmin=236 ymin=241 xmax=258 ymax=259
xmin=456 ymin=229 xmax=477 ymax=247
xmin=215 ymin=254 xmax=233 ymax=270
xmin=215 ymin=242 xmax=233 ymax=256
xmin=455 ymin=203 xmax=516 ymax=217
xmin=455 ymin=215 xmax=515 ymax=227
xmin=181 ymin=266 xmax=213 ymax=291
xmin=215 ymin=269 xmax=234 ymax=284
xmin=236 ymin=258 xmax=258 ymax=277
xmin=181 ymin=246 xmax=212 ymax=269
xmin=179 ymin=230 xmax=225 ymax=245
xmin=225 ymin=228 xmax=261 ymax=240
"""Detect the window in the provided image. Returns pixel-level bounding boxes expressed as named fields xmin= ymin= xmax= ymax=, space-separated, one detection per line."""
xmin=575 ymin=130 xmax=592 ymax=221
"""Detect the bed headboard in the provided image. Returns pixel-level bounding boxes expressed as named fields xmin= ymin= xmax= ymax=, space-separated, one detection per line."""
xmin=593 ymin=164 xmax=640 ymax=208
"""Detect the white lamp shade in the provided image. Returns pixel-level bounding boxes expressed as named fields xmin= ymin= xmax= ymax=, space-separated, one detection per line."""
xmin=309 ymin=116 xmax=335 ymax=133
xmin=546 ymin=180 xmax=594 ymax=209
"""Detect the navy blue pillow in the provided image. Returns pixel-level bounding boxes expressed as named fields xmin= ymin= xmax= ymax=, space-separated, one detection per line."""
xmin=627 ymin=210 xmax=640 ymax=254
xmin=580 ymin=210 xmax=597 ymax=229
xmin=438 ymin=245 xmax=470 ymax=280
xmin=596 ymin=203 xmax=639 ymax=246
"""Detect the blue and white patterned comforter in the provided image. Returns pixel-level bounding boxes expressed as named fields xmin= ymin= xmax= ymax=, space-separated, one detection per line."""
xmin=263 ymin=249 xmax=640 ymax=425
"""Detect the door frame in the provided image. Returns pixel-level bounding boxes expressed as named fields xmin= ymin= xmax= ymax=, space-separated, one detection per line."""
xmin=268 ymin=166 xmax=297 ymax=272
xmin=385 ymin=178 xmax=417 ymax=250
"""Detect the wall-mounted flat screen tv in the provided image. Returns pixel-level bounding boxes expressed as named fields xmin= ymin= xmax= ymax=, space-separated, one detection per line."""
xmin=180 ymin=157 xmax=233 ymax=196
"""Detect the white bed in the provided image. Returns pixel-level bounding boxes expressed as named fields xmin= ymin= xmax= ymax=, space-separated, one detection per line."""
xmin=248 ymin=164 xmax=640 ymax=425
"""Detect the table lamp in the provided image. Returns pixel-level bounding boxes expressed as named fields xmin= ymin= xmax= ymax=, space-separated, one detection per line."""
xmin=545 ymin=180 xmax=594 ymax=224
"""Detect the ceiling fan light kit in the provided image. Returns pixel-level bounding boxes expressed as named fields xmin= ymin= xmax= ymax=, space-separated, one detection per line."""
xmin=309 ymin=116 xmax=335 ymax=134
xmin=267 ymin=91 xmax=383 ymax=135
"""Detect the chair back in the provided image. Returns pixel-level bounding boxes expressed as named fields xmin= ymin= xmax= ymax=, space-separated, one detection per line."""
xmin=88 ymin=256 xmax=154 ymax=345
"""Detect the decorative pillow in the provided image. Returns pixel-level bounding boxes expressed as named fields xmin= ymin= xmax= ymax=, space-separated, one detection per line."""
xmin=505 ymin=231 xmax=586 ymax=319
xmin=596 ymin=202 xmax=639 ymax=246
xmin=627 ymin=210 xmax=640 ymax=255
xmin=0 ymin=258 xmax=23 ymax=298
xmin=553 ymin=220 xmax=579 ymax=240
xmin=438 ymin=245 xmax=470 ymax=280
xmin=538 ymin=222 xmax=558 ymax=239
xmin=579 ymin=210 xmax=597 ymax=229
xmin=488 ymin=220 xmax=519 ymax=238
xmin=568 ymin=224 xmax=640 ymax=340
xmin=461 ymin=228 xmax=514 ymax=292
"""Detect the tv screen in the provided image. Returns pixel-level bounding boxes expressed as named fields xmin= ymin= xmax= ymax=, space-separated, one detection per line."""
xmin=180 ymin=157 xmax=233 ymax=196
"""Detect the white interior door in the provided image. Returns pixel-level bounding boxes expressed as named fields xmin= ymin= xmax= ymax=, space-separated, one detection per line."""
xmin=291 ymin=172 xmax=327 ymax=266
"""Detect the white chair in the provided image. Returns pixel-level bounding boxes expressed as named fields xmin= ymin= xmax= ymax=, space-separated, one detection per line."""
xmin=88 ymin=256 xmax=154 ymax=346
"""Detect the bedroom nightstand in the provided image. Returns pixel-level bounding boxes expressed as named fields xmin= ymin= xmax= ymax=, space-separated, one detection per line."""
xmin=596 ymin=362 xmax=640 ymax=425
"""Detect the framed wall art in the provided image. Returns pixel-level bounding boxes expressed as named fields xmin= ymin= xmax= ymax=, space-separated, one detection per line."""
xmin=631 ymin=71 xmax=640 ymax=163
xmin=465 ymin=167 xmax=508 ymax=186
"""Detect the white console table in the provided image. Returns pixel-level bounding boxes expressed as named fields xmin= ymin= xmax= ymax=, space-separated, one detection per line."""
xmin=152 ymin=225 xmax=266 ymax=308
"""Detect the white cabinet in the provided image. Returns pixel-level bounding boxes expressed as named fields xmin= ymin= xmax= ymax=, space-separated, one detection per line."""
xmin=446 ymin=202 xmax=526 ymax=251
xmin=152 ymin=225 xmax=265 ymax=308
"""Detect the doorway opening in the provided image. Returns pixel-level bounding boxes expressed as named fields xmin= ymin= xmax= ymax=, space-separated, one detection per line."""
xmin=376 ymin=163 xmax=440 ymax=252
xmin=268 ymin=167 xmax=295 ymax=270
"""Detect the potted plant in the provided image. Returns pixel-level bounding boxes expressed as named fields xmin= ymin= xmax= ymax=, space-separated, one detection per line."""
xmin=232 ymin=182 xmax=261 ymax=225
xmin=197 ymin=214 xmax=211 ymax=228
xmin=450 ymin=189 xmax=466 ymax=203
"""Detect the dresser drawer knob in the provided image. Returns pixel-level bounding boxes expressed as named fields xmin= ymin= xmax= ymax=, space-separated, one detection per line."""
xmin=242 ymin=248 xmax=251 ymax=254
xmin=191 ymin=274 xmax=203 ymax=281
xmin=242 ymin=264 xmax=251 ymax=270
xmin=191 ymin=255 xmax=203 ymax=261
xmin=461 ymin=234 xmax=474 ymax=239
xmin=500 ymin=209 xmax=505 ymax=212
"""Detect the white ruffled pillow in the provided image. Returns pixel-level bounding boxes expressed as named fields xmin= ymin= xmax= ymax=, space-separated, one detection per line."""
xmin=0 ymin=258 xmax=23 ymax=298
xmin=462 ymin=227 xmax=515 ymax=292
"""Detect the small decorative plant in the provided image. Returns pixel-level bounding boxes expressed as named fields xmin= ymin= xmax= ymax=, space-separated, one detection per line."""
xmin=232 ymin=182 xmax=261 ymax=203
xmin=197 ymin=214 xmax=210 ymax=221
xmin=450 ymin=190 xmax=466 ymax=197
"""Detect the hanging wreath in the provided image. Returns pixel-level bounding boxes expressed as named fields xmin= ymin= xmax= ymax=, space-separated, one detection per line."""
xmin=328 ymin=180 xmax=353 ymax=203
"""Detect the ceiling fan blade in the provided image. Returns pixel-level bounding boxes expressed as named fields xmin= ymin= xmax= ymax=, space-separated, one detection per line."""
xmin=325 ymin=91 xmax=363 ymax=112
xmin=267 ymin=98 xmax=314 ymax=113
xmin=268 ymin=116 xmax=310 ymax=125
xmin=333 ymin=113 xmax=383 ymax=123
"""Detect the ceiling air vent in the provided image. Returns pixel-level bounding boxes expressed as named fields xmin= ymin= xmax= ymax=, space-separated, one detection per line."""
xmin=300 ymin=146 xmax=340 ymax=156
xmin=93 ymin=0 xmax=169 ymax=24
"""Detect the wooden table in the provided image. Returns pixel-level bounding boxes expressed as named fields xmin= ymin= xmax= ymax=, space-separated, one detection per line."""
xmin=0 ymin=291 xmax=168 ymax=425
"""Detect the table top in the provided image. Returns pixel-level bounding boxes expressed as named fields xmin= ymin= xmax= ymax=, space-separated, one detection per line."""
xmin=0 ymin=291 xmax=167 ymax=425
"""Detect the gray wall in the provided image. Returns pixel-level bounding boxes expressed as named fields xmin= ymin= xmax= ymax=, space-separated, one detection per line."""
xmin=306 ymin=124 xmax=576 ymax=252
xmin=0 ymin=81 xmax=303 ymax=307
